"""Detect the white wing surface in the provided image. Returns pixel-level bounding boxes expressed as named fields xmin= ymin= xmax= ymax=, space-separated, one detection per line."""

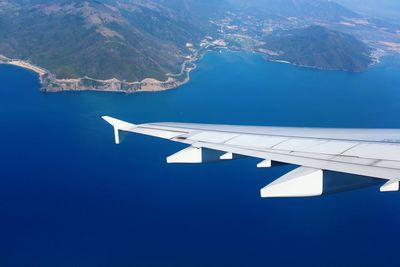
xmin=102 ymin=116 xmax=400 ymax=198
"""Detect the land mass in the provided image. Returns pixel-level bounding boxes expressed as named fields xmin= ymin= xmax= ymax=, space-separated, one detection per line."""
xmin=260 ymin=26 xmax=372 ymax=72
xmin=0 ymin=36 xmax=226 ymax=92
xmin=0 ymin=0 xmax=399 ymax=93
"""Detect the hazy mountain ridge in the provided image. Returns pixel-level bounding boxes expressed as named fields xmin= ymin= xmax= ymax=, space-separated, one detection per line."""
xmin=335 ymin=0 xmax=400 ymax=23
xmin=228 ymin=0 xmax=359 ymax=21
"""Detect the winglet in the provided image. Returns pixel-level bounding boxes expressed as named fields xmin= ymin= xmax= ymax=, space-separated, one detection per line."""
xmin=102 ymin=116 xmax=136 ymax=144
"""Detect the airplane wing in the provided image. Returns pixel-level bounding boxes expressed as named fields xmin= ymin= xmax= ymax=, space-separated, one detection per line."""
xmin=102 ymin=116 xmax=400 ymax=198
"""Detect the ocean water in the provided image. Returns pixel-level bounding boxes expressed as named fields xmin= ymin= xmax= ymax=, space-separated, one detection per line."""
xmin=1 ymin=51 xmax=400 ymax=267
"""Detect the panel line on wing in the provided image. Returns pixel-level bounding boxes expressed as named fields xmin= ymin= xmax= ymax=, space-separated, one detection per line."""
xmin=196 ymin=141 xmax=400 ymax=180
xmin=149 ymin=123 xmax=400 ymax=144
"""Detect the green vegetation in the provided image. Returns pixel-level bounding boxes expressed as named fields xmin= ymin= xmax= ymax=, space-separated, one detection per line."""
xmin=262 ymin=26 xmax=372 ymax=72
xmin=0 ymin=0 xmax=210 ymax=81
xmin=0 ymin=0 xmax=382 ymax=85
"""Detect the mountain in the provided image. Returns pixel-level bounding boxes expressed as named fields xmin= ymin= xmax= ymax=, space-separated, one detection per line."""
xmin=335 ymin=0 xmax=400 ymax=23
xmin=228 ymin=0 xmax=359 ymax=21
xmin=261 ymin=26 xmax=372 ymax=72
xmin=0 ymin=0 xmax=396 ymax=92
xmin=0 ymin=0 xmax=217 ymax=81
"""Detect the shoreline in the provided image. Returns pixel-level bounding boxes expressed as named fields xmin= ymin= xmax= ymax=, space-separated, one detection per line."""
xmin=0 ymin=47 xmax=388 ymax=93
xmin=0 ymin=53 xmax=200 ymax=94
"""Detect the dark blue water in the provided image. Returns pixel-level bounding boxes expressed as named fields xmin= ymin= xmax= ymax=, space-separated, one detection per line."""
xmin=1 ymin=51 xmax=400 ymax=267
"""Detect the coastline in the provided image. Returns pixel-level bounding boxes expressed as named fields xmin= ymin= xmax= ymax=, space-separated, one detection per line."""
xmin=0 ymin=45 xmax=387 ymax=93
xmin=258 ymin=49 xmax=384 ymax=73
xmin=0 ymin=53 xmax=200 ymax=94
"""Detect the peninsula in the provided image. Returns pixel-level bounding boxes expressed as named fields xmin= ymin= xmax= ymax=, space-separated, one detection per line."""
xmin=0 ymin=53 xmax=199 ymax=93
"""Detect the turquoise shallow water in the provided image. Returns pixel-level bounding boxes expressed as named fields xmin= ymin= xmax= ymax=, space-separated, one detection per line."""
xmin=1 ymin=51 xmax=400 ymax=266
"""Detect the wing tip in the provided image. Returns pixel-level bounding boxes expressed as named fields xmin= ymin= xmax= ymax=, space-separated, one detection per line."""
xmin=102 ymin=116 xmax=136 ymax=130
xmin=102 ymin=116 xmax=137 ymax=145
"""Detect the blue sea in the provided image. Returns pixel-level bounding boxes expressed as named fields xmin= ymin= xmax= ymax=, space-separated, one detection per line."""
xmin=1 ymin=51 xmax=400 ymax=267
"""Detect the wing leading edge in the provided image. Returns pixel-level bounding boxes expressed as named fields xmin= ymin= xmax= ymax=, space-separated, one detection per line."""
xmin=102 ymin=116 xmax=400 ymax=198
